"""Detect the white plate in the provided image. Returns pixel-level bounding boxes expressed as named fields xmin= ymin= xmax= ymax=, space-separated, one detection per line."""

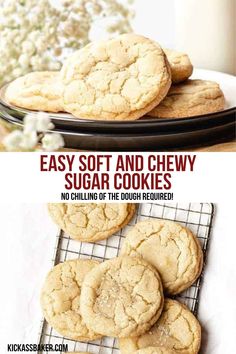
xmin=192 ymin=68 xmax=236 ymax=110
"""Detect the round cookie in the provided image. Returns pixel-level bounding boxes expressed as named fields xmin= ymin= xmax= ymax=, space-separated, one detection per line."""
xmin=48 ymin=203 xmax=136 ymax=243
xmin=61 ymin=33 xmax=171 ymax=120
xmin=136 ymin=347 xmax=175 ymax=354
xmin=5 ymin=71 xmax=64 ymax=112
xmin=164 ymin=49 xmax=193 ymax=83
xmin=40 ymin=259 xmax=102 ymax=341
xmin=119 ymin=299 xmax=201 ymax=354
xmin=121 ymin=219 xmax=203 ymax=295
xmin=148 ymin=79 xmax=225 ymax=119
xmin=80 ymin=256 xmax=164 ymax=338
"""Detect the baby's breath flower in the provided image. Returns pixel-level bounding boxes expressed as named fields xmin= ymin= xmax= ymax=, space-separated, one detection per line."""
xmin=36 ymin=112 xmax=55 ymax=132
xmin=3 ymin=130 xmax=24 ymax=151
xmin=42 ymin=133 xmax=64 ymax=151
xmin=24 ymin=112 xmax=54 ymax=133
xmin=3 ymin=129 xmax=38 ymax=151
xmin=20 ymin=131 xmax=38 ymax=150
xmin=3 ymin=112 xmax=64 ymax=151
xmin=0 ymin=0 xmax=134 ymax=86
xmin=23 ymin=115 xmax=37 ymax=133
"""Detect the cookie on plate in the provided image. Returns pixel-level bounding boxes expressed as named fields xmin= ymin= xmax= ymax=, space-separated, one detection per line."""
xmin=119 ymin=299 xmax=201 ymax=354
xmin=61 ymin=33 xmax=171 ymax=120
xmin=5 ymin=71 xmax=64 ymax=112
xmin=148 ymin=79 xmax=225 ymax=118
xmin=135 ymin=347 xmax=175 ymax=354
xmin=40 ymin=259 xmax=102 ymax=341
xmin=48 ymin=203 xmax=136 ymax=243
xmin=80 ymin=256 xmax=164 ymax=338
xmin=121 ymin=219 xmax=203 ymax=295
xmin=164 ymin=48 xmax=193 ymax=83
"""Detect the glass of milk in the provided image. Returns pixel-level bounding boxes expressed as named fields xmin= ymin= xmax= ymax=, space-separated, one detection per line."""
xmin=175 ymin=0 xmax=236 ymax=75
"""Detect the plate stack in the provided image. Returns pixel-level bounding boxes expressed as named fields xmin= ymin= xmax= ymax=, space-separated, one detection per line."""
xmin=0 ymin=69 xmax=235 ymax=151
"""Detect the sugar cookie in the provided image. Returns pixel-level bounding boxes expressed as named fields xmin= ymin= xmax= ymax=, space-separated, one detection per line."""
xmin=41 ymin=259 xmax=102 ymax=341
xmin=149 ymin=80 xmax=225 ymax=118
xmin=119 ymin=299 xmax=201 ymax=354
xmin=121 ymin=219 xmax=203 ymax=295
xmin=48 ymin=203 xmax=136 ymax=242
xmin=61 ymin=34 xmax=171 ymax=120
xmin=80 ymin=256 xmax=164 ymax=338
xmin=164 ymin=49 xmax=193 ymax=83
xmin=5 ymin=71 xmax=64 ymax=112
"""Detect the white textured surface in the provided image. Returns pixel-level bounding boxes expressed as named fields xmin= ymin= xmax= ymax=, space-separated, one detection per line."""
xmin=0 ymin=203 xmax=235 ymax=354
xmin=0 ymin=204 xmax=57 ymax=346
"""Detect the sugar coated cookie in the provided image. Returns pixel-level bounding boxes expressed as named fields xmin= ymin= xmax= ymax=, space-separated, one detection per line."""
xmin=80 ymin=256 xmax=164 ymax=338
xmin=61 ymin=33 xmax=171 ymax=120
xmin=135 ymin=347 xmax=175 ymax=354
xmin=119 ymin=299 xmax=201 ymax=354
xmin=48 ymin=203 xmax=136 ymax=242
xmin=5 ymin=71 xmax=64 ymax=112
xmin=164 ymin=49 xmax=193 ymax=83
xmin=121 ymin=219 xmax=203 ymax=295
xmin=149 ymin=79 xmax=225 ymax=118
xmin=40 ymin=259 xmax=102 ymax=341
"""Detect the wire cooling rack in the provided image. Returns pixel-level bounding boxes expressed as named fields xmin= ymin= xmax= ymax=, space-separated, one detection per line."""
xmin=38 ymin=202 xmax=214 ymax=354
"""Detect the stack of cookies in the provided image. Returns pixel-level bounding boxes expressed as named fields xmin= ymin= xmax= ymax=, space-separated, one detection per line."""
xmin=41 ymin=203 xmax=203 ymax=353
xmin=5 ymin=34 xmax=225 ymax=120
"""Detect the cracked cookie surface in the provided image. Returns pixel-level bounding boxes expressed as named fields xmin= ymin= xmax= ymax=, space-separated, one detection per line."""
xmin=80 ymin=256 xmax=164 ymax=338
xmin=164 ymin=49 xmax=193 ymax=83
xmin=149 ymin=79 xmax=225 ymax=118
xmin=119 ymin=299 xmax=201 ymax=354
xmin=135 ymin=347 xmax=175 ymax=354
xmin=5 ymin=71 xmax=64 ymax=112
xmin=48 ymin=203 xmax=136 ymax=242
xmin=40 ymin=259 xmax=102 ymax=341
xmin=121 ymin=219 xmax=203 ymax=295
xmin=61 ymin=33 xmax=171 ymax=120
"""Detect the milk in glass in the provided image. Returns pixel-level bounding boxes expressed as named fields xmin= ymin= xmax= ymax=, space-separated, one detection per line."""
xmin=175 ymin=0 xmax=236 ymax=75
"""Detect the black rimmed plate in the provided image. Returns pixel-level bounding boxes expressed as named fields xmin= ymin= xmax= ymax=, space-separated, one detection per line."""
xmin=1 ymin=107 xmax=235 ymax=151
xmin=0 ymin=68 xmax=235 ymax=150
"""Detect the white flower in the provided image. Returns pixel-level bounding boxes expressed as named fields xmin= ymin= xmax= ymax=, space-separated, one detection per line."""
xmin=0 ymin=0 xmax=134 ymax=86
xmin=19 ymin=54 xmax=30 ymax=68
xmin=42 ymin=133 xmax=64 ymax=151
xmin=22 ymin=42 xmax=36 ymax=58
xmin=23 ymin=114 xmax=37 ymax=133
xmin=24 ymin=112 xmax=55 ymax=133
xmin=3 ymin=129 xmax=38 ymax=151
xmin=3 ymin=112 xmax=64 ymax=151
xmin=3 ymin=130 xmax=24 ymax=151
xmin=20 ymin=131 xmax=38 ymax=150
xmin=36 ymin=112 xmax=55 ymax=132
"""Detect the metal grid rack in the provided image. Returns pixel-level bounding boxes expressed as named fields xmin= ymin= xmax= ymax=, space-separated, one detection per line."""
xmin=38 ymin=202 xmax=214 ymax=354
